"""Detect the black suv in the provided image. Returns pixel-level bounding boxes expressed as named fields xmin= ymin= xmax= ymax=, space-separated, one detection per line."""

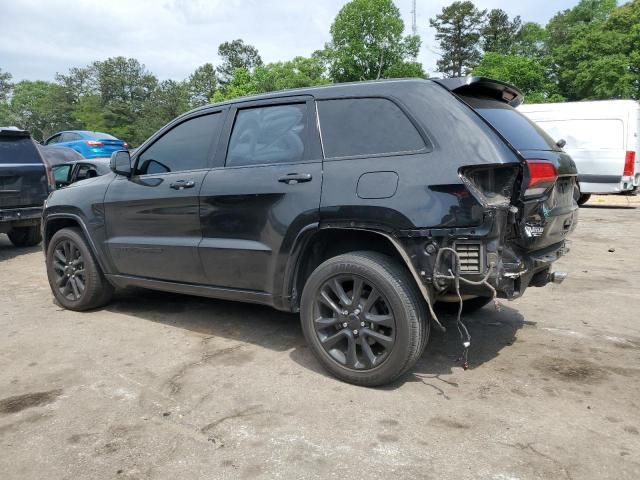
xmin=1 ymin=128 xmax=54 ymax=246
xmin=42 ymin=78 xmax=578 ymax=386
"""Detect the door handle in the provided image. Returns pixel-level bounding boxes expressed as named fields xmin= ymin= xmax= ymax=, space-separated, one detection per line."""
xmin=170 ymin=180 xmax=196 ymax=190
xmin=278 ymin=173 xmax=312 ymax=185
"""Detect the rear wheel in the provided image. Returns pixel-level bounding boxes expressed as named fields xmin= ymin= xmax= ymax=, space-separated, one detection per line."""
xmin=300 ymin=251 xmax=428 ymax=387
xmin=8 ymin=225 xmax=42 ymax=247
xmin=46 ymin=227 xmax=113 ymax=311
xmin=578 ymin=194 xmax=591 ymax=206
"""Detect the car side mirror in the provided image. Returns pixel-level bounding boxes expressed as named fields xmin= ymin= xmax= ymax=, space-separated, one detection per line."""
xmin=110 ymin=150 xmax=131 ymax=177
xmin=556 ymin=138 xmax=566 ymax=149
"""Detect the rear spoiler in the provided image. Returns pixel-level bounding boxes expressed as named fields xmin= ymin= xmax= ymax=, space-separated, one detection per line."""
xmin=432 ymin=77 xmax=524 ymax=108
xmin=0 ymin=127 xmax=31 ymax=138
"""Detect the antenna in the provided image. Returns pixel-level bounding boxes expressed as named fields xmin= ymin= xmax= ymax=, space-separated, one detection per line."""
xmin=411 ymin=0 xmax=417 ymax=36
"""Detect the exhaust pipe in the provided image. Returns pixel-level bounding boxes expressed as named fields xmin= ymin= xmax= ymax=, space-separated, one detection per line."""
xmin=549 ymin=271 xmax=568 ymax=284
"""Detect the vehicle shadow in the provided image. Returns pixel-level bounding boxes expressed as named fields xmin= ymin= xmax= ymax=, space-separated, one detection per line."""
xmin=104 ymin=289 xmax=526 ymax=389
xmin=0 ymin=235 xmax=42 ymax=262
xmin=581 ymin=204 xmax=637 ymax=210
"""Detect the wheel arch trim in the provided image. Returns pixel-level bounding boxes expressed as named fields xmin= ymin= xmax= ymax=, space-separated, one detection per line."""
xmin=286 ymin=225 xmax=434 ymax=311
xmin=43 ymin=213 xmax=109 ymax=273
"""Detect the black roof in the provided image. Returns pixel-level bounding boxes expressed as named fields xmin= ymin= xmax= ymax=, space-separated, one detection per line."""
xmin=190 ymin=77 xmax=523 ymax=114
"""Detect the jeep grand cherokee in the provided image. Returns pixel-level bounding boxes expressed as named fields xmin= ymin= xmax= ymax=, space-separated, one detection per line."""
xmin=42 ymin=77 xmax=578 ymax=386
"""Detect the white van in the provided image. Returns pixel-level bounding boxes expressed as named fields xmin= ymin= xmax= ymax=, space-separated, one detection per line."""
xmin=519 ymin=100 xmax=639 ymax=204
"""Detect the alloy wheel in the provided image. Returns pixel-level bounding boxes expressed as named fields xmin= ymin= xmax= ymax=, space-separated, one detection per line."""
xmin=313 ymin=274 xmax=396 ymax=370
xmin=51 ymin=240 xmax=86 ymax=301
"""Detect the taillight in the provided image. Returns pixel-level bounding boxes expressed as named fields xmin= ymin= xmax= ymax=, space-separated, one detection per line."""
xmin=460 ymin=165 xmax=519 ymax=206
xmin=623 ymin=151 xmax=636 ymax=177
xmin=41 ymin=156 xmax=55 ymax=191
xmin=86 ymin=140 xmax=103 ymax=147
xmin=525 ymin=160 xmax=557 ymax=197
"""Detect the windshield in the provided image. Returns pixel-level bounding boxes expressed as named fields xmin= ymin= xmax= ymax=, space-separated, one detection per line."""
xmin=462 ymin=96 xmax=559 ymax=152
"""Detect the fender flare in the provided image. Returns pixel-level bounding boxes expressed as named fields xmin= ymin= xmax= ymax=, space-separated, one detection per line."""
xmin=43 ymin=213 xmax=109 ymax=273
xmin=284 ymin=225 xmax=434 ymax=311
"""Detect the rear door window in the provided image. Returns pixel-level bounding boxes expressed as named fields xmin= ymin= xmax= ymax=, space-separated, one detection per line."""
xmin=226 ymin=103 xmax=308 ymax=167
xmin=463 ymin=96 xmax=558 ymax=151
xmin=317 ymin=98 xmax=426 ymax=159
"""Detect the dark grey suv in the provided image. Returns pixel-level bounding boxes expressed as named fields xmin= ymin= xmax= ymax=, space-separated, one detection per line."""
xmin=42 ymin=78 xmax=578 ymax=386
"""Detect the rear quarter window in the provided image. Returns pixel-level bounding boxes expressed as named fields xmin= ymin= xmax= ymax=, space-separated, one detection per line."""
xmin=0 ymin=137 xmax=42 ymax=164
xmin=317 ymin=98 xmax=427 ymax=159
xmin=463 ymin=96 xmax=558 ymax=151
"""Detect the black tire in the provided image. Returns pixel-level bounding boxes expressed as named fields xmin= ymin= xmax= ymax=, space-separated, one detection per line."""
xmin=578 ymin=194 xmax=591 ymax=206
xmin=435 ymin=296 xmax=493 ymax=314
xmin=300 ymin=251 xmax=428 ymax=387
xmin=8 ymin=225 xmax=42 ymax=247
xmin=46 ymin=227 xmax=114 ymax=311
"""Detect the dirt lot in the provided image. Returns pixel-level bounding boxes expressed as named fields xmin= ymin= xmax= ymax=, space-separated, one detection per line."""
xmin=1 ymin=196 xmax=639 ymax=480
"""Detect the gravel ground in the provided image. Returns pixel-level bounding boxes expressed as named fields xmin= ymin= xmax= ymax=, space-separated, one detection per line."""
xmin=0 ymin=196 xmax=639 ymax=479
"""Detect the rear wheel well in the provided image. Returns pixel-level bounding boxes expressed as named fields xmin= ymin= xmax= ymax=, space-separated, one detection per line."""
xmin=293 ymin=228 xmax=412 ymax=309
xmin=44 ymin=218 xmax=81 ymax=250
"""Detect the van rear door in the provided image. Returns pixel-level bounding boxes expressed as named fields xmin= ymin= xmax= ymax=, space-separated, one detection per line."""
xmin=532 ymin=118 xmax=627 ymax=194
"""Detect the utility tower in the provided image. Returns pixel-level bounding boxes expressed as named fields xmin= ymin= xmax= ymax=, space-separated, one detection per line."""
xmin=411 ymin=0 xmax=417 ymax=36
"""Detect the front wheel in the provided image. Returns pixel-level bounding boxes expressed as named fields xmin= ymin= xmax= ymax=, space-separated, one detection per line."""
xmin=46 ymin=227 xmax=113 ymax=311
xmin=300 ymin=251 xmax=428 ymax=387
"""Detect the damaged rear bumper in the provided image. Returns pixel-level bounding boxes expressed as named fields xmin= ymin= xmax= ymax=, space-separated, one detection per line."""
xmin=396 ymin=205 xmax=576 ymax=301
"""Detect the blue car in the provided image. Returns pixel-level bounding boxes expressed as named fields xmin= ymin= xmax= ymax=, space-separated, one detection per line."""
xmin=43 ymin=130 xmax=128 ymax=159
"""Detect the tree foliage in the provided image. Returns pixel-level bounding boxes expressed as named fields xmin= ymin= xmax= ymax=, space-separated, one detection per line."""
xmin=216 ymin=39 xmax=263 ymax=87
xmin=325 ymin=0 xmax=423 ymax=82
xmin=481 ymin=9 xmax=521 ymax=53
xmin=2 ymin=0 xmax=640 ymax=146
xmin=430 ymin=1 xmax=487 ymax=77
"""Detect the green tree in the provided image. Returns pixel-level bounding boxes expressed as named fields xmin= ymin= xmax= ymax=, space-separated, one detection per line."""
xmin=481 ymin=9 xmax=521 ymax=53
xmin=0 ymin=68 xmax=13 ymax=125
xmin=9 ymin=81 xmax=75 ymax=140
xmin=212 ymin=56 xmax=330 ymax=102
xmin=216 ymin=39 xmax=263 ymax=87
xmin=430 ymin=1 xmax=487 ymax=77
xmin=512 ymin=22 xmax=548 ymax=58
xmin=135 ymin=80 xmax=190 ymax=142
xmin=473 ymin=53 xmax=563 ymax=102
xmin=325 ymin=0 xmax=421 ymax=82
xmin=187 ymin=63 xmax=217 ymax=107
xmin=547 ymin=0 xmax=639 ymax=100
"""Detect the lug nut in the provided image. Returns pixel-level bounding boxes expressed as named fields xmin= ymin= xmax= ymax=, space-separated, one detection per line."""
xmin=342 ymin=322 xmax=348 ymax=328
xmin=353 ymin=329 xmax=358 ymax=335
xmin=360 ymin=322 xmax=365 ymax=327
xmin=342 ymin=310 xmax=348 ymax=316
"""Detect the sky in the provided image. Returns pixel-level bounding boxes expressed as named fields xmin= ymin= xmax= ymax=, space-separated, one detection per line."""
xmin=0 ymin=0 xmax=579 ymax=82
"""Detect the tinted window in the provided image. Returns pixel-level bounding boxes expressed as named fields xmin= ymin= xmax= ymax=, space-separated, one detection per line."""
xmin=61 ymin=132 xmax=82 ymax=142
xmin=53 ymin=164 xmax=72 ymax=183
xmin=463 ymin=97 xmax=558 ymax=151
xmin=0 ymin=137 xmax=42 ymax=164
xmin=317 ymin=98 xmax=426 ymax=158
xmin=227 ymin=104 xmax=306 ymax=167
xmin=137 ymin=113 xmax=222 ymax=174
xmin=46 ymin=134 xmax=61 ymax=145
